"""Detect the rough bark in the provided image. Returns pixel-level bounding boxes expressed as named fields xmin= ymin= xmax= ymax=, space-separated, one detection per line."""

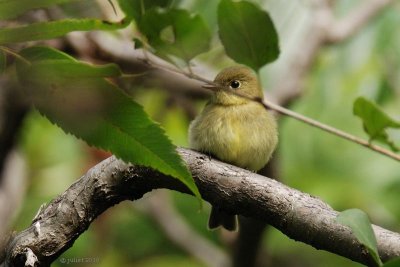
xmin=232 ymin=154 xmax=280 ymax=267
xmin=2 ymin=148 xmax=400 ymax=267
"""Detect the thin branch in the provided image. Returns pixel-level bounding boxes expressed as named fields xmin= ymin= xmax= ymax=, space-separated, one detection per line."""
xmin=139 ymin=55 xmax=214 ymax=85
xmin=3 ymin=149 xmax=400 ymax=267
xmin=263 ymin=99 xmax=400 ymax=162
xmin=87 ymin=31 xmax=211 ymax=98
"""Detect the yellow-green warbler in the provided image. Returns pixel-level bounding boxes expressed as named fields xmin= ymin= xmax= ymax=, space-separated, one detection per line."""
xmin=189 ymin=66 xmax=278 ymax=231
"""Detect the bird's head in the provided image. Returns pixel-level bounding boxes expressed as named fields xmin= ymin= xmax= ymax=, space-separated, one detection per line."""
xmin=204 ymin=66 xmax=263 ymax=105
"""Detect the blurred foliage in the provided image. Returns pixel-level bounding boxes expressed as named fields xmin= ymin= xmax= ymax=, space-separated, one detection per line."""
xmin=5 ymin=0 xmax=400 ymax=267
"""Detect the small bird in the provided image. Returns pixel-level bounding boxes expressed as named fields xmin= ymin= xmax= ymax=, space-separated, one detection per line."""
xmin=189 ymin=66 xmax=278 ymax=231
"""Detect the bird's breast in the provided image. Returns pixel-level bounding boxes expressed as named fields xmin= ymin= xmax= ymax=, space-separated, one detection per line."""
xmin=189 ymin=103 xmax=278 ymax=171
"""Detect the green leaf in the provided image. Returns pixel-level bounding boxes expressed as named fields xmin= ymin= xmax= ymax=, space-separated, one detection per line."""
xmin=117 ymin=0 xmax=173 ymax=22
xmin=0 ymin=50 xmax=6 ymax=74
xmin=337 ymin=209 xmax=382 ymax=266
xmin=16 ymin=46 xmax=201 ymax=202
xmin=383 ymin=258 xmax=400 ymax=267
xmin=353 ymin=97 xmax=400 ymax=151
xmin=0 ymin=0 xmax=78 ymax=20
xmin=138 ymin=9 xmax=211 ymax=61
xmin=0 ymin=19 xmax=128 ymax=45
xmin=217 ymin=0 xmax=279 ymax=71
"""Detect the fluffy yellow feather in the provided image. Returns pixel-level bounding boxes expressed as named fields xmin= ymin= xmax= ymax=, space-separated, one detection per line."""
xmin=189 ymin=66 xmax=278 ymax=231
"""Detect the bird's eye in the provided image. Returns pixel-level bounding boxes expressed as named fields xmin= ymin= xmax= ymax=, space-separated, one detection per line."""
xmin=229 ymin=80 xmax=241 ymax=89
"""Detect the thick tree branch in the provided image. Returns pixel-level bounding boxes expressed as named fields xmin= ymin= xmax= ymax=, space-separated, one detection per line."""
xmin=232 ymin=154 xmax=280 ymax=267
xmin=3 ymin=148 xmax=400 ymax=267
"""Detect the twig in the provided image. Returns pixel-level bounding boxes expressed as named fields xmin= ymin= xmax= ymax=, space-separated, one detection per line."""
xmin=3 ymin=149 xmax=400 ymax=266
xmin=140 ymin=57 xmax=400 ymax=162
xmin=263 ymin=100 xmax=400 ymax=162
xmin=140 ymin=56 xmax=213 ymax=85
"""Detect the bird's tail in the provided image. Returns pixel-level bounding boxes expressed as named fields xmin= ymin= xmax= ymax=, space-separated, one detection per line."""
xmin=208 ymin=206 xmax=238 ymax=231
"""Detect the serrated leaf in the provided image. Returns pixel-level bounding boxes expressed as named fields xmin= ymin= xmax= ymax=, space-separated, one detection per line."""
xmin=0 ymin=19 xmax=129 ymax=45
xmin=353 ymin=97 xmax=400 ymax=152
xmin=16 ymin=46 xmax=201 ymax=202
xmin=138 ymin=9 xmax=211 ymax=61
xmin=383 ymin=258 xmax=400 ymax=267
xmin=117 ymin=0 xmax=173 ymax=22
xmin=217 ymin=0 xmax=279 ymax=71
xmin=0 ymin=0 xmax=78 ymax=20
xmin=0 ymin=50 xmax=6 ymax=74
xmin=337 ymin=209 xmax=382 ymax=266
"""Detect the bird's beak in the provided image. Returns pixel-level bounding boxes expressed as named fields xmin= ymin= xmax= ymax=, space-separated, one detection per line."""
xmin=202 ymin=84 xmax=219 ymax=91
